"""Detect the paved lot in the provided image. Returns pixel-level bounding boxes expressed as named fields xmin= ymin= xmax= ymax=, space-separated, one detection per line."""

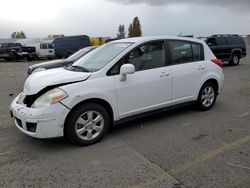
xmin=0 ymin=52 xmax=250 ymax=187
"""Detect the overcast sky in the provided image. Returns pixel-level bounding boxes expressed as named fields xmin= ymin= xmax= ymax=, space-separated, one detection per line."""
xmin=0 ymin=0 xmax=249 ymax=38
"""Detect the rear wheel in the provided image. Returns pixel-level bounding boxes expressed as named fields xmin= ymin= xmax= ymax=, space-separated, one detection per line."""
xmin=26 ymin=55 xmax=31 ymax=61
xmin=65 ymin=103 xmax=110 ymax=146
xmin=10 ymin=52 xmax=18 ymax=62
xmin=196 ymin=82 xmax=217 ymax=111
xmin=229 ymin=53 xmax=240 ymax=66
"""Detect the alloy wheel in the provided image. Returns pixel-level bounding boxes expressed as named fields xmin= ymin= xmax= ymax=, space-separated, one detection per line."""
xmin=201 ymin=86 xmax=215 ymax=107
xmin=75 ymin=111 xmax=104 ymax=141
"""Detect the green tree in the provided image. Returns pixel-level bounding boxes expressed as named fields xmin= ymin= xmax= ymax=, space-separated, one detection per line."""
xmin=132 ymin=17 xmax=142 ymax=37
xmin=128 ymin=24 xmax=133 ymax=38
xmin=11 ymin=31 xmax=26 ymax=38
xmin=117 ymin=24 xmax=126 ymax=38
xmin=127 ymin=17 xmax=142 ymax=37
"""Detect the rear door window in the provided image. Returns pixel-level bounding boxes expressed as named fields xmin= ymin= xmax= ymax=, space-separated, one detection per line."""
xmin=169 ymin=40 xmax=204 ymax=64
xmin=168 ymin=41 xmax=193 ymax=64
xmin=216 ymin=37 xmax=227 ymax=45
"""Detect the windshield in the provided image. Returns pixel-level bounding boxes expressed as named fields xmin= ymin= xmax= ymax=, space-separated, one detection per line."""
xmin=72 ymin=42 xmax=133 ymax=72
xmin=67 ymin=48 xmax=93 ymax=61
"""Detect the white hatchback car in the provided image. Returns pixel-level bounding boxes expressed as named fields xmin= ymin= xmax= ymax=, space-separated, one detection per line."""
xmin=10 ymin=36 xmax=224 ymax=145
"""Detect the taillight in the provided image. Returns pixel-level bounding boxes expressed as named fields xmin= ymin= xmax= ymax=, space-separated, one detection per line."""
xmin=18 ymin=47 xmax=22 ymax=53
xmin=211 ymin=59 xmax=223 ymax=68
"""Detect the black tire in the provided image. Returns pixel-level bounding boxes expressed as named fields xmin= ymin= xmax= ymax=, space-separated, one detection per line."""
xmin=229 ymin=53 xmax=240 ymax=66
xmin=10 ymin=52 xmax=18 ymax=62
xmin=196 ymin=82 xmax=217 ymax=111
xmin=65 ymin=103 xmax=110 ymax=146
xmin=35 ymin=55 xmax=39 ymax=61
xmin=26 ymin=55 xmax=31 ymax=61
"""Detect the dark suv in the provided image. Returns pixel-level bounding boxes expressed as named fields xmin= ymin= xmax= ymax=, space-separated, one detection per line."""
xmin=0 ymin=43 xmax=36 ymax=61
xmin=206 ymin=34 xmax=246 ymax=65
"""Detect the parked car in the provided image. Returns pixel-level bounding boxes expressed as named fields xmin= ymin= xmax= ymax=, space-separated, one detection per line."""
xmin=10 ymin=36 xmax=224 ymax=146
xmin=53 ymin=35 xmax=90 ymax=58
xmin=0 ymin=43 xmax=36 ymax=61
xmin=206 ymin=34 xmax=246 ymax=65
xmin=27 ymin=46 xmax=97 ymax=75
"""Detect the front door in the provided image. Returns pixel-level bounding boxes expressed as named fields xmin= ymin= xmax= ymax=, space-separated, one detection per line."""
xmin=113 ymin=41 xmax=172 ymax=119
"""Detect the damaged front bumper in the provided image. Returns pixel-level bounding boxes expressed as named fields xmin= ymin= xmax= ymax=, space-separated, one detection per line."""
xmin=10 ymin=93 xmax=70 ymax=139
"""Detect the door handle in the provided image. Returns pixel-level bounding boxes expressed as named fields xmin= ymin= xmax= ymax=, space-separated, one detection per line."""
xmin=197 ymin=67 xmax=205 ymax=70
xmin=160 ymin=72 xmax=170 ymax=77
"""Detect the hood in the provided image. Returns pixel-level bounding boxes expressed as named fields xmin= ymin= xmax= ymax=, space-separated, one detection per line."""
xmin=24 ymin=67 xmax=91 ymax=95
xmin=30 ymin=59 xmax=65 ymax=69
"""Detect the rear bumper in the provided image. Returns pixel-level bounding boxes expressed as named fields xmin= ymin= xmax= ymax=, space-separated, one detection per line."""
xmin=218 ymin=71 xmax=224 ymax=94
xmin=10 ymin=94 xmax=70 ymax=138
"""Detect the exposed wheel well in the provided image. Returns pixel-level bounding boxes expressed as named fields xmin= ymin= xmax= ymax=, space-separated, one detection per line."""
xmin=64 ymin=98 xmax=114 ymax=134
xmin=232 ymin=50 xmax=241 ymax=57
xmin=203 ymin=79 xmax=219 ymax=93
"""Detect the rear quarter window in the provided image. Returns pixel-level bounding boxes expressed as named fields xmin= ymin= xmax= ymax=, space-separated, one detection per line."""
xmin=226 ymin=37 xmax=244 ymax=45
xmin=191 ymin=43 xmax=204 ymax=61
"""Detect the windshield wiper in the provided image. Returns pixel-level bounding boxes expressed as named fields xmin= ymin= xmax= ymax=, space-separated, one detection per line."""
xmin=65 ymin=65 xmax=89 ymax=72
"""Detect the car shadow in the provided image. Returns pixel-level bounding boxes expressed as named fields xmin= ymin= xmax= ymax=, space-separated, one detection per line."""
xmin=23 ymin=104 xmax=196 ymax=149
xmin=110 ymin=104 xmax=196 ymax=135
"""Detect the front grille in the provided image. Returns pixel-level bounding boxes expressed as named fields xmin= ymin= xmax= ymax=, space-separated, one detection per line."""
xmin=26 ymin=122 xmax=37 ymax=133
xmin=15 ymin=118 xmax=23 ymax=128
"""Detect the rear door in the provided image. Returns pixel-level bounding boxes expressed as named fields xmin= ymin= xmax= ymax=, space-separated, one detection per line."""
xmin=39 ymin=43 xmax=48 ymax=57
xmin=168 ymin=40 xmax=206 ymax=104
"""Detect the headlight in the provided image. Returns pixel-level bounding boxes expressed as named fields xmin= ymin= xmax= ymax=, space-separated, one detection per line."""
xmin=31 ymin=88 xmax=67 ymax=108
xmin=32 ymin=67 xmax=46 ymax=74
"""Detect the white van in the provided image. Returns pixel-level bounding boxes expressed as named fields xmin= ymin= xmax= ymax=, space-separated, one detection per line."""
xmin=33 ymin=42 xmax=55 ymax=59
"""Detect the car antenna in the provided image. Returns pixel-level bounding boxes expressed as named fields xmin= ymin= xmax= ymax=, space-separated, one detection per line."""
xmin=177 ymin=32 xmax=183 ymax=37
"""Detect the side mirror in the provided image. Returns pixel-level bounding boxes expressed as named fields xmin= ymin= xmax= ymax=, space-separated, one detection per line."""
xmin=120 ymin=64 xmax=135 ymax=81
xmin=207 ymin=42 xmax=213 ymax=46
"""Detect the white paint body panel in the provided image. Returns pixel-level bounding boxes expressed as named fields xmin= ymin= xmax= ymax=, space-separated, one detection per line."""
xmin=10 ymin=36 xmax=224 ymax=139
xmin=24 ymin=67 xmax=91 ymax=95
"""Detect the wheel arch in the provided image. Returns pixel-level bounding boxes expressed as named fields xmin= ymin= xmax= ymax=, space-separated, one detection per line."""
xmin=203 ymin=78 xmax=219 ymax=93
xmin=196 ymin=77 xmax=220 ymax=100
xmin=231 ymin=49 xmax=242 ymax=58
xmin=64 ymin=98 xmax=114 ymax=134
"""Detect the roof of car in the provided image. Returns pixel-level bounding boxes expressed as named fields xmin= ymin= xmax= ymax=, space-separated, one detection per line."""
xmin=110 ymin=36 xmax=204 ymax=44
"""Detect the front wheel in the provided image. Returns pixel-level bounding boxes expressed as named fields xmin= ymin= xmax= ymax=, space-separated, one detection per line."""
xmin=196 ymin=82 xmax=217 ymax=111
xmin=65 ymin=103 xmax=110 ymax=146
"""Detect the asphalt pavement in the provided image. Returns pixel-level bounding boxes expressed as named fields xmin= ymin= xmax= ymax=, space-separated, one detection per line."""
xmin=0 ymin=48 xmax=249 ymax=187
